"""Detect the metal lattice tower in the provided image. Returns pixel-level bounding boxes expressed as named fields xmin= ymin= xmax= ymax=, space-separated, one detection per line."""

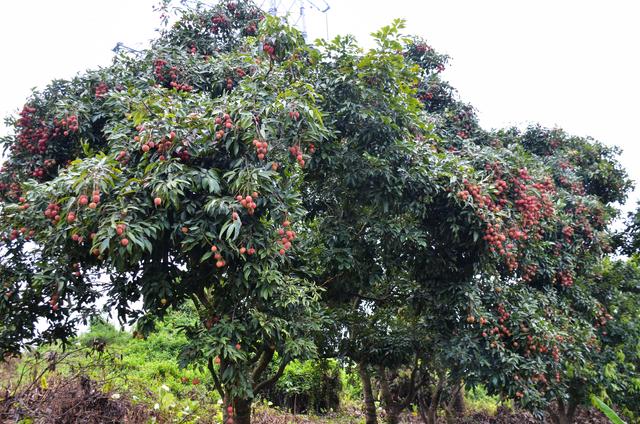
xmin=113 ymin=1 xmax=331 ymax=53
xmin=261 ymin=0 xmax=331 ymax=40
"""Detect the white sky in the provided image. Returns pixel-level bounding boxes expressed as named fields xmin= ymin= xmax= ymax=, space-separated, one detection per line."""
xmin=1 ymin=0 xmax=639 ymax=212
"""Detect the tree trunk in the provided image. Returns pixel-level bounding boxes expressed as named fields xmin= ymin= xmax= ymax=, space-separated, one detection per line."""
xmin=223 ymin=395 xmax=252 ymax=424
xmin=426 ymin=374 xmax=445 ymax=424
xmin=444 ymin=379 xmax=465 ymax=423
xmin=359 ymin=362 xmax=378 ymax=424
xmin=451 ymin=381 xmax=465 ymax=416
xmin=377 ymin=365 xmax=401 ymax=424
xmin=417 ymin=387 xmax=429 ymax=424
xmin=548 ymin=397 xmax=577 ymax=424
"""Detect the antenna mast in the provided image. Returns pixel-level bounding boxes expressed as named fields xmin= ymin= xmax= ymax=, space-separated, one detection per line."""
xmin=268 ymin=0 xmax=278 ymax=15
xmin=264 ymin=0 xmax=330 ymax=40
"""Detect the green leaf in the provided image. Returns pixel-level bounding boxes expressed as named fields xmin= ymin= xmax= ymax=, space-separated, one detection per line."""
xmin=591 ymin=395 xmax=626 ymax=424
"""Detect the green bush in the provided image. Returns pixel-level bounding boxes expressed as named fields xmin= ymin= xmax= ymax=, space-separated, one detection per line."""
xmin=341 ymin=364 xmax=363 ymax=402
xmin=465 ymin=385 xmax=502 ymax=415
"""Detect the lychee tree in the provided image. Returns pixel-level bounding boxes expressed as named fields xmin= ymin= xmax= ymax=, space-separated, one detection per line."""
xmin=0 ymin=2 xmax=333 ymax=423
xmin=434 ymin=122 xmax=632 ymax=422
xmin=303 ymin=32 xmax=634 ymax=423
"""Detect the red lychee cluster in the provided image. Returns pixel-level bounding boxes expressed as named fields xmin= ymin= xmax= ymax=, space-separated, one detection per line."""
xmin=288 ymin=145 xmax=305 ymax=167
xmin=53 ymin=115 xmax=79 ymax=136
xmin=419 ymin=91 xmax=434 ymax=102
xmin=49 ymin=292 xmax=59 ymax=311
xmin=414 ymin=43 xmax=433 ymax=54
xmin=226 ymin=404 xmax=235 ymax=424
xmin=215 ymin=113 xmax=234 ymax=141
xmin=276 ymin=219 xmax=296 ymax=255
xmin=79 ymin=190 xmax=102 ymax=209
xmin=210 ymin=245 xmax=227 ymax=268
xmin=483 ymin=224 xmax=507 ymax=254
xmin=71 ymin=232 xmax=85 ymax=245
xmin=263 ymin=43 xmax=275 ymax=58
xmin=593 ymin=307 xmax=613 ymax=336
xmin=31 ymin=167 xmax=45 ymax=178
xmin=521 ymin=263 xmax=538 ymax=282
xmin=95 ymin=82 xmax=109 ymax=98
xmin=173 ymin=147 xmax=190 ymax=163
xmin=252 ymin=139 xmax=268 ymax=160
xmin=556 ymin=270 xmax=573 ymax=287
xmin=117 ymin=223 xmax=129 ymax=247
xmin=7 ymin=226 xmax=34 ymax=242
xmin=15 ymin=106 xmax=50 ymax=154
xmin=458 ymin=180 xmax=491 ymax=208
xmin=153 ymin=59 xmax=168 ymax=80
xmin=137 ymin=128 xmax=177 ymax=162
xmin=17 ymin=196 xmax=29 ymax=211
xmin=288 ymin=110 xmax=300 ymax=121
xmin=7 ymin=228 xmax=20 ymax=241
xmin=170 ymin=79 xmax=193 ymax=91
xmin=494 ymin=178 xmax=508 ymax=195
xmin=238 ymin=245 xmax=256 ymax=256
xmin=153 ymin=59 xmax=193 ymax=91
xmin=211 ymin=14 xmax=228 ymax=34
xmin=236 ymin=192 xmax=258 ymax=215
xmin=244 ymin=22 xmax=257 ymax=35
xmin=44 ymin=202 xmax=62 ymax=223
xmin=512 ymin=170 xmax=555 ymax=228
xmin=116 ymin=150 xmax=129 ymax=163
xmin=204 ymin=315 xmax=220 ymax=330
xmin=482 ymin=223 xmax=518 ymax=271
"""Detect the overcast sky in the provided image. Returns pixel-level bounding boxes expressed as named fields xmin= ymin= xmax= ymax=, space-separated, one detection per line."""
xmin=2 ymin=0 xmax=638 ymax=211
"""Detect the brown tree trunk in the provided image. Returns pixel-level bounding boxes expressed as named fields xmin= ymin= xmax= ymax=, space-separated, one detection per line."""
xmin=451 ymin=381 xmax=465 ymax=416
xmin=234 ymin=398 xmax=252 ymax=424
xmin=444 ymin=379 xmax=465 ymax=423
xmin=548 ymin=397 xmax=577 ymax=424
xmin=377 ymin=365 xmax=401 ymax=424
xmin=223 ymin=395 xmax=252 ymax=424
xmin=425 ymin=374 xmax=445 ymax=424
xmin=359 ymin=362 xmax=378 ymax=424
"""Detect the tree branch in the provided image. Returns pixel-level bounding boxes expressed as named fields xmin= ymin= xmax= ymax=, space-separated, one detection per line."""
xmin=195 ymin=288 xmax=213 ymax=311
xmin=251 ymin=346 xmax=275 ymax=383
xmin=207 ymin=357 xmax=225 ymax=399
xmin=253 ymin=354 xmax=290 ymax=393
